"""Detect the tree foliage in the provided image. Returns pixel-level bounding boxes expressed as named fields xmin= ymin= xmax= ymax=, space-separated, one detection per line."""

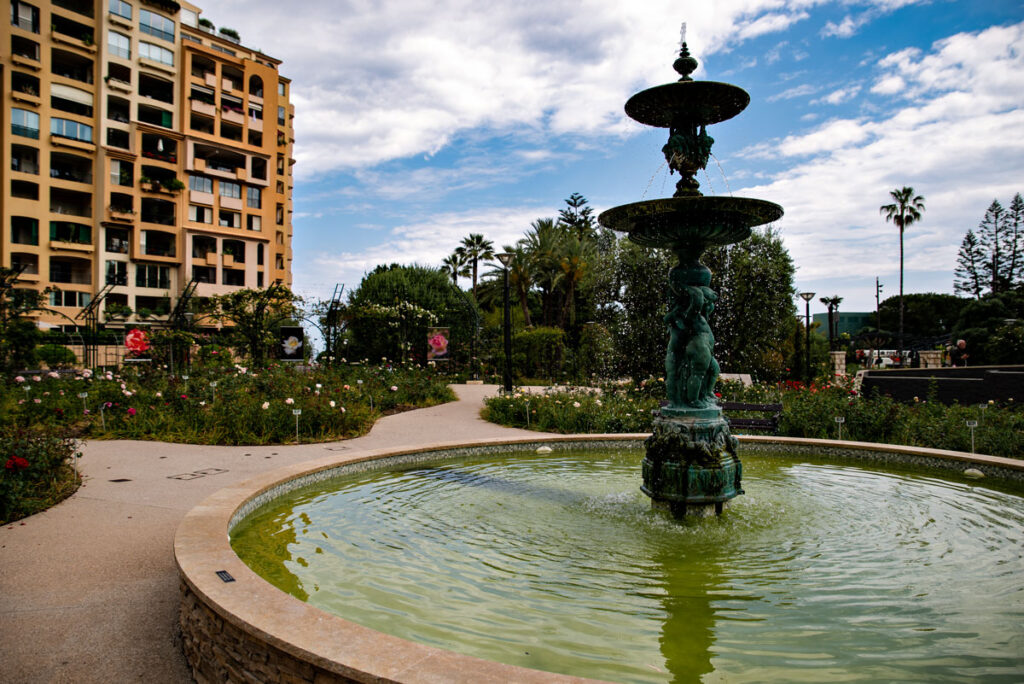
xmin=347 ymin=264 xmax=479 ymax=363
xmin=0 ymin=267 xmax=52 ymax=373
xmin=954 ymin=193 xmax=1023 ymax=298
xmin=210 ymin=284 xmax=300 ymax=364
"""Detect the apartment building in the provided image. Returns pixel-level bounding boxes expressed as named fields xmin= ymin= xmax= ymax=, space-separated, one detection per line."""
xmin=2 ymin=0 xmax=294 ymax=330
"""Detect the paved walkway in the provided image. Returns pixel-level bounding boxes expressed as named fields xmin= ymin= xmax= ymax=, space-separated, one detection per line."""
xmin=0 ymin=384 xmax=547 ymax=684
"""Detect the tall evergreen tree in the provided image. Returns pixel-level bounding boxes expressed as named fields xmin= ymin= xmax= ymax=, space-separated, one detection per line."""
xmin=953 ymin=229 xmax=985 ymax=299
xmin=1005 ymin=193 xmax=1023 ymax=287
xmin=977 ymin=199 xmax=1011 ymax=293
xmin=558 ymin=193 xmax=596 ymax=241
xmin=880 ymin=186 xmax=925 ymax=358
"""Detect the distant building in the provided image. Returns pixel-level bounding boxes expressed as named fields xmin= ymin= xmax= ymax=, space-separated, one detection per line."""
xmin=2 ymin=0 xmax=294 ymax=330
xmin=812 ymin=312 xmax=876 ymax=338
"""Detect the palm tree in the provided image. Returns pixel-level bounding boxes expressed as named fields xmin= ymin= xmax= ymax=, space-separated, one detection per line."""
xmin=880 ymin=187 xmax=925 ymax=361
xmin=557 ymin=235 xmax=596 ymax=327
xmin=818 ymin=295 xmax=843 ymax=351
xmin=460 ymin=233 xmax=495 ymax=299
xmin=441 ymin=249 xmax=469 ymax=286
xmin=520 ymin=218 xmax=564 ymax=326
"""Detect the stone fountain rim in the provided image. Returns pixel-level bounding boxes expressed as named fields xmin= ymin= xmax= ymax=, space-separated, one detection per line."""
xmin=175 ymin=435 xmax=1023 ymax=684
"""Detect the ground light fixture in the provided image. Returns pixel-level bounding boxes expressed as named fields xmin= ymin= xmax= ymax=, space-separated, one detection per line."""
xmin=799 ymin=292 xmax=816 ymax=386
xmin=496 ymin=252 xmax=514 ymax=393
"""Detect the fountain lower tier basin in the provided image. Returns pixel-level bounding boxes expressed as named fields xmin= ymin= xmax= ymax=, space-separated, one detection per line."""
xmin=597 ymin=197 xmax=784 ymax=249
xmin=176 ymin=436 xmax=1024 ymax=684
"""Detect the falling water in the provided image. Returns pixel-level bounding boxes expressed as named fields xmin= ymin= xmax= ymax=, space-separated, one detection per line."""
xmin=710 ymin=153 xmax=733 ymax=196
xmin=641 ymin=160 xmax=668 ymax=200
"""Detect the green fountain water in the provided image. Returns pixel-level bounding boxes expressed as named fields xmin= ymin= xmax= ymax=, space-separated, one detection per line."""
xmin=232 ymin=448 xmax=1024 ymax=683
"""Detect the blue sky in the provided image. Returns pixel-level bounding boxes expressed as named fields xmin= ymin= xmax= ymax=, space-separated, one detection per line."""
xmin=214 ymin=0 xmax=1024 ymax=317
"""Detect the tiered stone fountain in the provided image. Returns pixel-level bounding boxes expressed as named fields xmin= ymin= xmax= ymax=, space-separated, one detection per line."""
xmin=599 ymin=35 xmax=783 ymax=517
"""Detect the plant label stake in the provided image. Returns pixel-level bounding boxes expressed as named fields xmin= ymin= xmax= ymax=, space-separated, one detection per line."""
xmin=293 ymin=408 xmax=302 ymax=442
xmin=182 ymin=374 xmax=189 ymax=393
xmin=966 ymin=419 xmax=978 ymax=453
xmin=210 ymin=380 xmax=217 ymax=403
xmin=834 ymin=416 xmax=845 ymax=441
xmin=78 ymin=392 xmax=88 ymax=413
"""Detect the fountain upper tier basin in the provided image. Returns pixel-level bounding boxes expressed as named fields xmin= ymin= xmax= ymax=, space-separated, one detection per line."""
xmin=625 ymin=81 xmax=750 ymax=127
xmin=598 ymin=196 xmax=784 ymax=249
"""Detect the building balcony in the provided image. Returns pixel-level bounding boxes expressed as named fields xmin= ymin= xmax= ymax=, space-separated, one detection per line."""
xmin=51 ymin=29 xmax=97 ymax=54
xmin=221 ymin=107 xmax=244 ymax=125
xmin=248 ymin=116 xmax=263 ymax=132
xmin=191 ymin=99 xmax=216 ymax=116
xmin=107 ymin=205 xmax=136 ymax=222
xmin=105 ymin=76 xmax=132 ymax=93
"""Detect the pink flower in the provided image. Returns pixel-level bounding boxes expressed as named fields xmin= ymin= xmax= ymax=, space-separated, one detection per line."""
xmin=390 ymin=386 xmax=398 ymax=392
xmin=127 ymin=408 xmax=137 ymax=417
xmin=285 ymin=398 xmax=294 ymax=405
xmin=340 ymin=407 xmax=346 ymax=413
xmin=32 ymin=375 xmax=41 ymax=382
xmin=343 ymin=384 xmax=350 ymax=390
xmin=33 ymin=398 xmax=41 ymax=404
xmin=14 ymin=376 xmax=25 ymax=383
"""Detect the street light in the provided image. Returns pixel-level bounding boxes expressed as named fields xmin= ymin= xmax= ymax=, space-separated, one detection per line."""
xmin=496 ymin=252 xmax=514 ymax=393
xmin=799 ymin=291 xmax=816 ymax=386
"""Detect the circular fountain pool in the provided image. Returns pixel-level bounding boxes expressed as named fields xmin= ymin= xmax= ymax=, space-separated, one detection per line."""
xmin=221 ymin=444 xmax=1024 ymax=683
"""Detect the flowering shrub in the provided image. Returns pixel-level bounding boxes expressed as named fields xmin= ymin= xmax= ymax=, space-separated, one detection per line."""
xmin=0 ymin=362 xmax=454 ymax=446
xmin=0 ymin=425 xmax=80 ymax=524
xmin=483 ymin=377 xmax=1024 ymax=459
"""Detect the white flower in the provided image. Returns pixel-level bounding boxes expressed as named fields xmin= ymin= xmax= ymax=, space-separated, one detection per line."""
xmin=285 ymin=397 xmax=295 ymax=405
xmin=390 ymin=385 xmax=398 ymax=392
xmin=315 ymin=383 xmax=322 ymax=389
xmin=47 ymin=371 xmax=59 ymax=379
xmin=340 ymin=407 xmax=346 ymax=413
xmin=261 ymin=401 xmax=270 ymax=410
xmin=329 ymin=400 xmax=336 ymax=408
xmin=573 ymin=402 xmax=581 ymax=408
xmin=82 ymin=369 xmax=92 ymax=378
xmin=596 ymin=399 xmax=602 ymax=407
xmin=199 ymin=400 xmax=206 ymax=406
xmin=281 ymin=336 xmax=302 ymax=356
xmin=155 ymin=391 xmax=162 ymax=398
xmin=123 ymin=390 xmax=133 ymax=397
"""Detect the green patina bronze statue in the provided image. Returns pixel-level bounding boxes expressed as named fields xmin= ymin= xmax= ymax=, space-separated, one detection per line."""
xmin=598 ymin=30 xmax=783 ymax=517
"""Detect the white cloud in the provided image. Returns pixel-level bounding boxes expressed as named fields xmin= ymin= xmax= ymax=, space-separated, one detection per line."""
xmin=767 ymin=83 xmax=820 ymax=102
xmin=737 ymin=22 xmax=1024 ymax=284
xmin=210 ymin=0 xmax=837 ymax=178
xmin=812 ymin=84 xmax=862 ymax=105
xmin=294 ymin=206 xmax=551 ymax=296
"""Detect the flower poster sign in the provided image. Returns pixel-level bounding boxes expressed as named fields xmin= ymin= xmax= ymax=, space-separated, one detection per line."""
xmin=125 ymin=328 xmax=150 ymax=358
xmin=427 ymin=327 xmax=450 ymax=362
xmin=278 ymin=326 xmax=305 ymax=360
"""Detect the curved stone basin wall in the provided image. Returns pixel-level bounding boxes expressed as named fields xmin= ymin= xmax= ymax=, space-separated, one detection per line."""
xmin=175 ymin=435 xmax=1023 ymax=684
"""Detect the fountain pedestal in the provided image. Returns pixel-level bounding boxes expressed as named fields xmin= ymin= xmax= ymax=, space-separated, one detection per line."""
xmin=599 ymin=39 xmax=782 ymax=517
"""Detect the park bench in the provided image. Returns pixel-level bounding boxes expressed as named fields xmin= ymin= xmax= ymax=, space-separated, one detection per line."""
xmin=720 ymin=401 xmax=782 ymax=434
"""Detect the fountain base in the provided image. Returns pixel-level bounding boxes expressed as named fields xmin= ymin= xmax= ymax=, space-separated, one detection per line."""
xmin=642 ymin=413 xmax=742 ymax=517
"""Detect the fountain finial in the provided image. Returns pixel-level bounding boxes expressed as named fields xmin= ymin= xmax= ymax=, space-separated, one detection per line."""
xmin=673 ymin=21 xmax=698 ymax=81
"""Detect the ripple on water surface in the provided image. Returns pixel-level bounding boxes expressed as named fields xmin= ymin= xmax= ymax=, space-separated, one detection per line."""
xmin=231 ymin=450 xmax=1024 ymax=683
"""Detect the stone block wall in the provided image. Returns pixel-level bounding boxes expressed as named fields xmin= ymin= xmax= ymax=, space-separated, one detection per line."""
xmin=179 ymin=581 xmax=357 ymax=684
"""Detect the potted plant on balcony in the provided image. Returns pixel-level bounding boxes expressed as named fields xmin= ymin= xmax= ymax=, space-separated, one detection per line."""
xmin=162 ymin=177 xmax=185 ymax=193
xmin=218 ymin=27 xmax=240 ymax=42
xmin=198 ymin=17 xmax=214 ymax=32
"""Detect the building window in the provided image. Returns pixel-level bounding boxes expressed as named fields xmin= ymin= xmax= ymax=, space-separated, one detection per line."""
xmin=11 ymin=145 xmax=39 ymax=174
xmin=276 ymin=203 xmax=284 ymax=225
xmin=219 ymin=210 xmax=241 ymax=228
xmin=105 ymin=260 xmax=127 ymax=285
xmin=189 ymin=175 xmax=212 ymax=193
xmin=257 ymin=243 xmax=264 ymax=265
xmin=11 ymin=217 xmax=39 ymax=245
xmin=12 ymin=108 xmax=40 ymax=139
xmin=139 ymin=41 xmax=174 ymax=66
xmin=278 ymin=81 xmax=286 ymax=96
xmin=136 ymin=263 xmax=170 ymax=289
xmin=246 ymin=186 xmax=261 ymax=209
xmin=50 ymin=290 xmax=91 ymax=307
xmin=139 ymin=9 xmax=175 ymax=42
xmin=109 ymin=0 xmax=132 ymax=21
xmin=12 ymin=1 xmax=40 ymax=33
xmin=247 ymin=214 xmax=261 ymax=231
xmin=106 ymin=227 xmax=129 ymax=253
xmin=222 ymin=269 xmax=245 ymax=286
xmin=277 ymin=106 xmax=286 ymax=125
xmin=110 ymin=159 xmax=133 ymax=186
xmin=107 ymin=128 xmax=130 ymax=149
xmin=219 ymin=181 xmax=241 ymax=199
xmin=50 ymin=118 xmax=93 ymax=143
xmin=50 ymin=221 xmax=91 ymax=244
xmin=188 ymin=204 xmax=212 ymax=223
xmin=179 ymin=8 xmax=196 ymax=27
xmin=108 ymin=31 xmax=130 ymax=59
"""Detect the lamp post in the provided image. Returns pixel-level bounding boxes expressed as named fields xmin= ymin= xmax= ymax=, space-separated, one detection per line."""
xmin=496 ymin=252 xmax=514 ymax=393
xmin=799 ymin=291 xmax=815 ymax=386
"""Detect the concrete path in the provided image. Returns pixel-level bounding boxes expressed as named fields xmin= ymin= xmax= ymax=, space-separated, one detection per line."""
xmin=0 ymin=384 xmax=548 ymax=684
